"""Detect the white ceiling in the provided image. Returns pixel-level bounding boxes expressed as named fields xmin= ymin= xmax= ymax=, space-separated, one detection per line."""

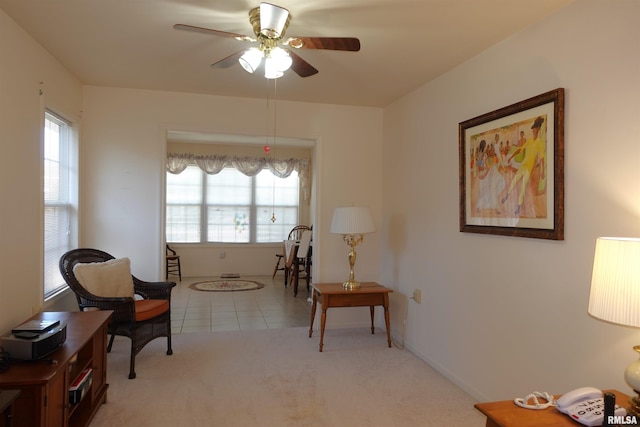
xmin=1 ymin=0 xmax=573 ymax=108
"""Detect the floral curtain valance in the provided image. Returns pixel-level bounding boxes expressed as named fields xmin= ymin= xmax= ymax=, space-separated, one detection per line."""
xmin=167 ymin=153 xmax=311 ymax=201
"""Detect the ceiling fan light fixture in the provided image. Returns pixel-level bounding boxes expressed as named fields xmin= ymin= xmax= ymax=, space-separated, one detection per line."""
xmin=175 ymin=2 xmax=361 ymax=79
xmin=259 ymin=2 xmax=290 ymax=38
xmin=264 ymin=57 xmax=284 ymax=79
xmin=270 ymin=47 xmax=292 ymax=72
xmin=239 ymin=48 xmax=263 ymax=73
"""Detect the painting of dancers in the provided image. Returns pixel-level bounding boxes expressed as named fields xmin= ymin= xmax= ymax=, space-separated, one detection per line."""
xmin=459 ymin=88 xmax=564 ymax=240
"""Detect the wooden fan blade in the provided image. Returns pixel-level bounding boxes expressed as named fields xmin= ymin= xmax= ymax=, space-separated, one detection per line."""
xmin=173 ymin=24 xmax=255 ymax=42
xmin=288 ymin=51 xmax=318 ymax=78
xmin=284 ymin=36 xmax=360 ymax=51
xmin=211 ymin=51 xmax=245 ymax=69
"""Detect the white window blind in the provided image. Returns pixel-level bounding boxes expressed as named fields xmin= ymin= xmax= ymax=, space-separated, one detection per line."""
xmin=166 ymin=165 xmax=300 ymax=243
xmin=44 ymin=111 xmax=75 ymax=299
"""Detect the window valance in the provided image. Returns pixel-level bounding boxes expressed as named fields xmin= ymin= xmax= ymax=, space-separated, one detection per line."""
xmin=167 ymin=153 xmax=311 ymax=201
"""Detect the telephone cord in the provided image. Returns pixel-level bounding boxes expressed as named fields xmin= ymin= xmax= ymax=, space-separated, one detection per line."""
xmin=514 ymin=391 xmax=556 ymax=410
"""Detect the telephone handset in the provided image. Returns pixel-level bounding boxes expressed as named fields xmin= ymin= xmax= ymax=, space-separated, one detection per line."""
xmin=556 ymin=386 xmax=602 ymax=412
xmin=556 ymin=387 xmax=626 ymax=427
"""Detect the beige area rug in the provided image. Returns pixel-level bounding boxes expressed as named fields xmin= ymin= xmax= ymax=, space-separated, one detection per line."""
xmin=90 ymin=328 xmax=485 ymax=427
xmin=189 ymin=279 xmax=265 ymax=292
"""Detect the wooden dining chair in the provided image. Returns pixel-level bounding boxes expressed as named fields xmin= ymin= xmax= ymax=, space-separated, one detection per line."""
xmin=289 ymin=229 xmax=312 ymax=297
xmin=272 ymin=225 xmax=311 ymax=279
xmin=166 ymin=244 xmax=181 ymax=281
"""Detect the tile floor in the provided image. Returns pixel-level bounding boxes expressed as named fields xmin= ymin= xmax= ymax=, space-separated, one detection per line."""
xmin=170 ymin=275 xmax=313 ymax=334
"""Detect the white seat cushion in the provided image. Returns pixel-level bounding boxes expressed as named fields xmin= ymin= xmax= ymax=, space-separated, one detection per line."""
xmin=73 ymin=257 xmax=135 ymax=298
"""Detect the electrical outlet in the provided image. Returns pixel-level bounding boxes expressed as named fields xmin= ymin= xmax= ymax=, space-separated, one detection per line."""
xmin=412 ymin=289 xmax=422 ymax=304
xmin=219 ymin=251 xmax=226 ymax=259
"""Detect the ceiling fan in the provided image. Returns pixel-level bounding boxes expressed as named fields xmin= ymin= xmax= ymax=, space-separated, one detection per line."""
xmin=173 ymin=2 xmax=360 ymax=79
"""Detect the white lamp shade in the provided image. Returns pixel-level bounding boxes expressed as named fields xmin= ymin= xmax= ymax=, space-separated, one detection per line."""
xmin=239 ymin=48 xmax=263 ymax=73
xmin=264 ymin=57 xmax=284 ymax=79
xmin=270 ymin=47 xmax=292 ymax=72
xmin=330 ymin=207 xmax=375 ymax=235
xmin=588 ymin=237 xmax=640 ymax=327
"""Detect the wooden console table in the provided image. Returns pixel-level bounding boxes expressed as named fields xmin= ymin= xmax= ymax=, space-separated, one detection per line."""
xmin=0 ymin=311 xmax=112 ymax=427
xmin=309 ymin=282 xmax=392 ymax=352
xmin=475 ymin=389 xmax=630 ymax=427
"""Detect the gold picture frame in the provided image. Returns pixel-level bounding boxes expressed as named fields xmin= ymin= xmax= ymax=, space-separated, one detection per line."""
xmin=459 ymin=88 xmax=564 ymax=240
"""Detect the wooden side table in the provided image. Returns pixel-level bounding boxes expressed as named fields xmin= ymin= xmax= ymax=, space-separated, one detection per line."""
xmin=475 ymin=389 xmax=630 ymax=427
xmin=309 ymin=282 xmax=392 ymax=352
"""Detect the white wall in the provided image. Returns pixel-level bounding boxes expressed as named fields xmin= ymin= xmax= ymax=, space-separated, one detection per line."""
xmin=171 ymin=244 xmax=281 ymax=278
xmin=80 ymin=86 xmax=383 ymax=294
xmin=0 ymin=10 xmax=83 ymax=331
xmin=382 ymin=0 xmax=640 ymax=401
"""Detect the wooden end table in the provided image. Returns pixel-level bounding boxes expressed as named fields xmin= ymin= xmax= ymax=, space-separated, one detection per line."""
xmin=475 ymin=389 xmax=630 ymax=427
xmin=309 ymin=282 xmax=393 ymax=352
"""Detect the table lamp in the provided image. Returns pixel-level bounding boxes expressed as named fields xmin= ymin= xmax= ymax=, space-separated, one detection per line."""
xmin=588 ymin=237 xmax=640 ymax=415
xmin=330 ymin=206 xmax=375 ymax=290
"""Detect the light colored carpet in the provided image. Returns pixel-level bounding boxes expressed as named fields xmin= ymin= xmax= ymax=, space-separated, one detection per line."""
xmin=89 ymin=327 xmax=486 ymax=426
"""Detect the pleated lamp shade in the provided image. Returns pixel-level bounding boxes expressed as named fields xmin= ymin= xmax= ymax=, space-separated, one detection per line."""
xmin=588 ymin=237 xmax=640 ymax=327
xmin=330 ymin=207 xmax=375 ymax=235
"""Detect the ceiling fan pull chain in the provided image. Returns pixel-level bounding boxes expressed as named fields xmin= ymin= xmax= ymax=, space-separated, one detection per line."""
xmin=270 ymin=78 xmax=278 ymax=223
xmin=272 ymin=78 xmax=277 ymax=152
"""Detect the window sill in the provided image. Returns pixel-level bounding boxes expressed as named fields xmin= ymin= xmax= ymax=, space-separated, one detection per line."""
xmin=44 ymin=286 xmax=76 ymax=312
xmin=167 ymin=242 xmax=282 ymax=248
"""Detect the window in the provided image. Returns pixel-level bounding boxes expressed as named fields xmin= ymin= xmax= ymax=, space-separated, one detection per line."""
xmin=44 ymin=111 xmax=77 ymax=299
xmin=166 ymin=165 xmax=300 ymax=243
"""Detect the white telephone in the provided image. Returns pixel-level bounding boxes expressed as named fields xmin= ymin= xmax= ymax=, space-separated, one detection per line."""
xmin=556 ymin=387 xmax=626 ymax=427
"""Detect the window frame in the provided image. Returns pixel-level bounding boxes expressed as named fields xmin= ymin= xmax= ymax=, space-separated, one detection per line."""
xmin=166 ymin=165 xmax=301 ymax=244
xmin=43 ymin=109 xmax=78 ymax=301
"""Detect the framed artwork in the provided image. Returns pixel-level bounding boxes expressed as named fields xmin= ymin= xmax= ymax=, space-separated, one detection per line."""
xmin=459 ymin=88 xmax=564 ymax=240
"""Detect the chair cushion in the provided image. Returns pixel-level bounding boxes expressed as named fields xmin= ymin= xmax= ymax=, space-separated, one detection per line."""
xmin=73 ymin=258 xmax=135 ymax=298
xmin=284 ymin=240 xmax=297 ymax=267
xmin=135 ymin=299 xmax=170 ymax=321
xmin=297 ymin=230 xmax=312 ymax=258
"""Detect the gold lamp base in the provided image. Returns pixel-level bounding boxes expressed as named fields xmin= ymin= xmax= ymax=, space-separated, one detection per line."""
xmin=343 ymin=279 xmax=361 ymax=290
xmin=626 ymin=346 xmax=640 ymax=416
xmin=341 ymin=234 xmax=364 ymax=291
xmin=628 ymin=392 xmax=640 ymax=417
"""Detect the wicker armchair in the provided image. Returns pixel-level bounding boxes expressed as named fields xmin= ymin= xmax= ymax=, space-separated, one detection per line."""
xmin=59 ymin=248 xmax=175 ymax=379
